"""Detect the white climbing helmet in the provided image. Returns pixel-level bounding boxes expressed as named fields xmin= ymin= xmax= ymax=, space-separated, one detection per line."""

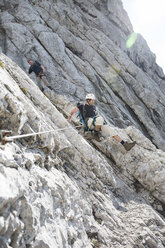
xmin=85 ymin=93 xmax=95 ymax=100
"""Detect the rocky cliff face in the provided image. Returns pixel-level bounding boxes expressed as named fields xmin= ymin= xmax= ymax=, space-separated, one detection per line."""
xmin=1 ymin=1 xmax=165 ymax=248
xmin=1 ymin=0 xmax=165 ymax=149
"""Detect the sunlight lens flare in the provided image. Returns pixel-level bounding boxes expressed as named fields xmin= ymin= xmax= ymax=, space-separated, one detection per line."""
xmin=126 ymin=32 xmax=138 ymax=48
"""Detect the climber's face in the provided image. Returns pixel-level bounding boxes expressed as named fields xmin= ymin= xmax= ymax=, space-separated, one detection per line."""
xmin=91 ymin=99 xmax=95 ymax=105
xmin=86 ymin=99 xmax=95 ymax=105
xmin=27 ymin=60 xmax=33 ymax=65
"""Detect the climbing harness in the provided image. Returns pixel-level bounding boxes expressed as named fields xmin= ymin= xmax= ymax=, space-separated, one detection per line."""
xmin=88 ymin=116 xmax=97 ymax=130
xmin=0 ymin=125 xmax=82 ymax=145
xmin=38 ymin=71 xmax=46 ymax=78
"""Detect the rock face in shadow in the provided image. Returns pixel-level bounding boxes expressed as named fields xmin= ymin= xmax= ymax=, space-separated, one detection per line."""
xmin=0 ymin=1 xmax=165 ymax=247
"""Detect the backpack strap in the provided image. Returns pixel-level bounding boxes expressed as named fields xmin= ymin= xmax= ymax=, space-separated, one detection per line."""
xmin=81 ymin=105 xmax=87 ymax=122
xmin=88 ymin=116 xmax=107 ymax=130
xmin=82 ymin=105 xmax=89 ymax=132
xmin=77 ymin=110 xmax=85 ymax=125
xmin=77 ymin=104 xmax=88 ymax=131
xmin=88 ymin=116 xmax=96 ymax=130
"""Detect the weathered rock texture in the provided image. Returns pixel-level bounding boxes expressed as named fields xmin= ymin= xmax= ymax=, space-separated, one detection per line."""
xmin=1 ymin=0 xmax=165 ymax=149
xmin=1 ymin=51 xmax=165 ymax=248
xmin=0 ymin=0 xmax=165 ymax=248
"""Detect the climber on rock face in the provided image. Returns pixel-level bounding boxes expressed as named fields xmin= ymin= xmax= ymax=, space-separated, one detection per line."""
xmin=68 ymin=93 xmax=136 ymax=151
xmin=27 ymin=59 xmax=52 ymax=92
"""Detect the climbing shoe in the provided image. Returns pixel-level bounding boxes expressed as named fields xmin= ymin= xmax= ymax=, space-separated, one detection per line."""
xmin=47 ymin=86 xmax=52 ymax=90
xmin=123 ymin=141 xmax=136 ymax=151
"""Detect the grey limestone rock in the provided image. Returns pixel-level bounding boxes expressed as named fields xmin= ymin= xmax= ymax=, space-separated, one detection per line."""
xmin=0 ymin=1 xmax=165 ymax=248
